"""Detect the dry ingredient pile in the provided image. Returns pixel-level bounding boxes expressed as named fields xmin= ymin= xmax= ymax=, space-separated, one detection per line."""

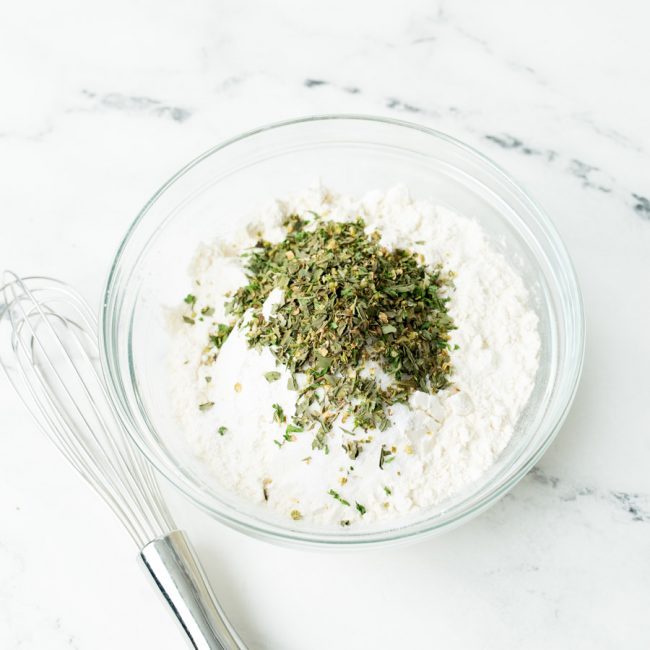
xmin=168 ymin=186 xmax=540 ymax=527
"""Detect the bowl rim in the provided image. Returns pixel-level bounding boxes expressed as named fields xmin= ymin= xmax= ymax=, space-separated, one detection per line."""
xmin=100 ymin=114 xmax=585 ymax=547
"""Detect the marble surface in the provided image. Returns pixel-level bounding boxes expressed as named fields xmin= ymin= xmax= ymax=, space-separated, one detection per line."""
xmin=1 ymin=1 xmax=649 ymax=648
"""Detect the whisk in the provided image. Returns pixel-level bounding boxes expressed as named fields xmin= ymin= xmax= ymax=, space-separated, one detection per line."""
xmin=0 ymin=273 xmax=246 ymax=650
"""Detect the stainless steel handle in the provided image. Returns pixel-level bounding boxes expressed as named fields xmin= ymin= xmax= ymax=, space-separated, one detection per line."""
xmin=140 ymin=530 xmax=246 ymax=650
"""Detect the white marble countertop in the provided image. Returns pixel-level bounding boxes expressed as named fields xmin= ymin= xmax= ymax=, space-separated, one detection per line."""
xmin=1 ymin=1 xmax=649 ymax=648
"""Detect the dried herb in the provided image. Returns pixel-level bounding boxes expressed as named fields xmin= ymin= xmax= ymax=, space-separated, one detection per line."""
xmin=355 ymin=502 xmax=367 ymax=516
xmin=274 ymin=429 xmax=297 ymax=448
xmin=182 ymin=315 xmax=195 ymax=325
xmin=199 ymin=401 xmax=215 ymax=411
xmin=340 ymin=519 xmax=351 ymax=527
xmin=210 ymin=212 xmax=454 ymax=453
xmin=272 ymin=403 xmax=286 ymax=423
xmin=264 ymin=371 xmax=281 ymax=383
xmin=379 ymin=444 xmax=395 ymax=469
xmin=262 ymin=479 xmax=272 ymax=501
xmin=184 ymin=294 xmax=197 ymax=306
xmin=290 ymin=510 xmax=302 ymax=521
xmin=287 ymin=375 xmax=298 ymax=391
xmin=328 ymin=488 xmax=350 ymax=507
xmin=209 ymin=323 xmax=233 ymax=349
xmin=217 ymin=426 xmax=227 ymax=435
xmin=342 ymin=439 xmax=362 ymax=460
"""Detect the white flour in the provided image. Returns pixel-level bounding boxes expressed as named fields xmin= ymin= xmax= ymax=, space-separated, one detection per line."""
xmin=167 ymin=185 xmax=540 ymax=527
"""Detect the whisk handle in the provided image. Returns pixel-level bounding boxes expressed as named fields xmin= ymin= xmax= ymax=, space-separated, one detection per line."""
xmin=140 ymin=530 xmax=246 ymax=650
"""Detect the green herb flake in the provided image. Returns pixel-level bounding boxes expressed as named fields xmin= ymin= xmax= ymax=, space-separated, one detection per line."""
xmin=199 ymin=401 xmax=215 ymax=412
xmin=328 ymin=489 xmax=350 ymax=507
xmin=342 ymin=439 xmax=362 ymax=460
xmin=379 ymin=444 xmax=395 ymax=469
xmin=217 ymin=426 xmax=227 ymax=435
xmin=290 ymin=510 xmax=303 ymax=521
xmin=182 ymin=315 xmax=195 ymax=325
xmin=184 ymin=294 xmax=197 ymax=306
xmin=340 ymin=519 xmax=351 ymax=527
xmin=264 ymin=371 xmax=281 ymax=383
xmin=384 ymin=486 xmax=392 ymax=496
xmin=355 ymin=502 xmax=367 ymax=516
xmin=272 ymin=403 xmax=286 ymax=424
xmin=209 ymin=323 xmax=233 ymax=349
xmin=201 ymin=305 xmax=215 ymax=316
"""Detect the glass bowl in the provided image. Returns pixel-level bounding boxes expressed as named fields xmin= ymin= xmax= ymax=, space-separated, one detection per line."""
xmin=100 ymin=115 xmax=584 ymax=548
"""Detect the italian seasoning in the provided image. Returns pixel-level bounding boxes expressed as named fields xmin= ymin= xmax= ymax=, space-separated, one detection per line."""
xmin=213 ymin=213 xmax=456 ymax=453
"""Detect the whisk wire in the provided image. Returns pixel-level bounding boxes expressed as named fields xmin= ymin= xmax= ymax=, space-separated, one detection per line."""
xmin=49 ymin=285 xmax=174 ymax=531
xmin=7 ymin=313 xmax=146 ymax=542
xmin=0 ymin=273 xmax=173 ymax=546
xmin=6 ymin=285 xmax=154 ymax=543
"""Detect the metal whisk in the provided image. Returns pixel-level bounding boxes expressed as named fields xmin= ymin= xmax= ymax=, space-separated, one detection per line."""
xmin=0 ymin=273 xmax=245 ymax=650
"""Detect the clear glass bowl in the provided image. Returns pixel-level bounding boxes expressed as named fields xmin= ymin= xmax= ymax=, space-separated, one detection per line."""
xmin=100 ymin=115 xmax=584 ymax=548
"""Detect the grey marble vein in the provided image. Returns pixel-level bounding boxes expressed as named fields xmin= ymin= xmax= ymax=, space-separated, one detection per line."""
xmin=527 ymin=467 xmax=650 ymax=523
xmin=611 ymin=492 xmax=650 ymax=523
xmin=303 ymin=79 xmax=327 ymax=88
xmin=54 ymin=617 xmax=80 ymax=649
xmin=485 ymin=133 xmax=557 ymax=161
xmin=411 ymin=36 xmax=437 ymax=45
xmin=632 ymin=194 xmax=650 ymax=219
xmin=568 ymin=159 xmax=613 ymax=193
xmin=484 ymin=133 xmax=650 ymax=219
xmin=438 ymin=11 xmax=548 ymax=86
xmin=82 ymin=90 xmax=192 ymax=122
xmin=385 ymin=97 xmax=422 ymax=113
xmin=572 ymin=114 xmax=644 ymax=153
xmin=302 ymin=78 xmax=446 ymax=118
